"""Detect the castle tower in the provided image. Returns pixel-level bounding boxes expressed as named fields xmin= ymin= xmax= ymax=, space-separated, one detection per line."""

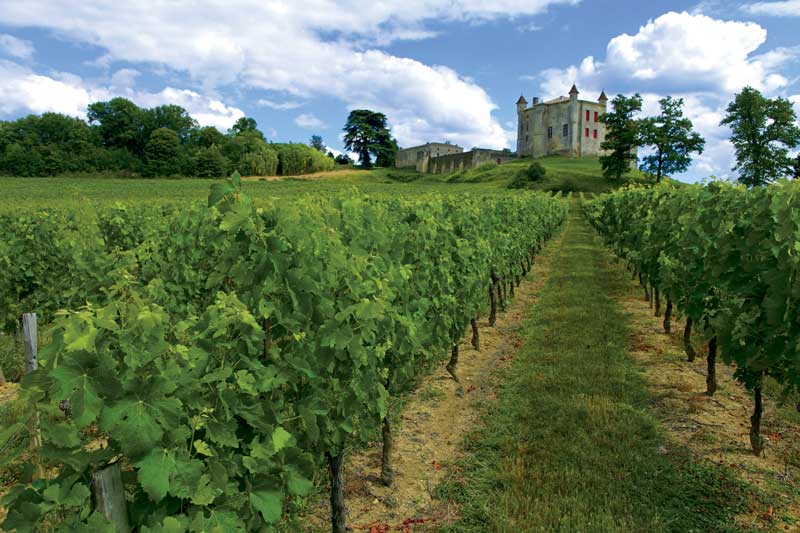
xmin=568 ymin=84 xmax=579 ymax=156
xmin=516 ymin=95 xmax=527 ymax=154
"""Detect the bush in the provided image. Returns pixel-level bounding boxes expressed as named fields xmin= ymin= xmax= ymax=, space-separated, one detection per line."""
xmin=274 ymin=143 xmax=335 ymax=175
xmin=508 ymin=161 xmax=546 ymax=189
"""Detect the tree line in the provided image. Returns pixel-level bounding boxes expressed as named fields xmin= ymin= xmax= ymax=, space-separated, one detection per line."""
xmin=0 ymin=98 xmax=404 ymax=178
xmin=600 ymin=86 xmax=800 ymax=186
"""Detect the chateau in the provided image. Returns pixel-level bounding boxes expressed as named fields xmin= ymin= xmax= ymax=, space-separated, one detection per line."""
xmin=517 ymin=85 xmax=609 ymax=158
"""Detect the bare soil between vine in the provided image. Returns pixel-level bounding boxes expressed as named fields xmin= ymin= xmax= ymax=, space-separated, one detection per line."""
xmin=300 ymin=233 xmax=564 ymax=532
xmin=611 ymin=258 xmax=800 ymax=531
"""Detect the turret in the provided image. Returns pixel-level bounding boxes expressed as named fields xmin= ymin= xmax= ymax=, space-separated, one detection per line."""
xmin=516 ymin=94 xmax=527 ymax=114
xmin=569 ymin=84 xmax=579 ymax=102
xmin=598 ymin=90 xmax=608 ymax=105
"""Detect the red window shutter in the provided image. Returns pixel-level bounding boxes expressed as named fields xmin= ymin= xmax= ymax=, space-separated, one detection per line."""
xmin=593 ymin=129 xmax=597 ymax=139
xmin=585 ymin=128 xmax=589 ymax=137
xmin=594 ymin=111 xmax=598 ymax=122
xmin=585 ymin=110 xmax=589 ymax=121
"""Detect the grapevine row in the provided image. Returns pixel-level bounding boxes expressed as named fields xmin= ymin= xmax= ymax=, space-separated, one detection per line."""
xmin=0 ymin=176 xmax=566 ymax=532
xmin=583 ymin=181 xmax=800 ymax=456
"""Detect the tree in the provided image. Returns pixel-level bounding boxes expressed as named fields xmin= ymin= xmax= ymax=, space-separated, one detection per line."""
xmin=144 ymin=127 xmax=181 ymax=176
xmin=374 ymin=134 xmax=398 ymax=168
xmin=190 ymin=126 xmax=226 ymax=148
xmin=334 ymin=153 xmax=353 ymax=165
xmin=639 ymin=97 xmax=705 ymax=182
xmin=794 ymin=154 xmax=800 ymax=180
xmin=228 ymin=117 xmax=264 ymax=139
xmin=87 ymin=97 xmax=148 ymax=154
xmin=147 ymin=104 xmax=197 ymax=143
xmin=600 ymin=94 xmax=642 ymax=185
xmin=720 ymin=86 xmax=800 ymax=186
xmin=193 ymin=145 xmax=229 ymax=178
xmin=310 ymin=135 xmax=326 ymax=152
xmin=342 ymin=110 xmax=396 ymax=168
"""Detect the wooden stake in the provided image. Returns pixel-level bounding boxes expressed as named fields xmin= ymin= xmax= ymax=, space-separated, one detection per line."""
xmin=92 ymin=463 xmax=131 ymax=532
xmin=22 ymin=313 xmax=44 ymax=480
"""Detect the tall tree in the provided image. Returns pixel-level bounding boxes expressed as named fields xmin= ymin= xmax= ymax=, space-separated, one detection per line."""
xmin=228 ymin=117 xmax=264 ymax=139
xmin=639 ymin=97 xmax=705 ymax=182
xmin=147 ymin=104 xmax=197 ymax=143
xmin=794 ymin=154 xmax=800 ymax=180
xmin=309 ymin=135 xmax=326 ymax=152
xmin=87 ymin=97 xmax=147 ymax=154
xmin=720 ymin=86 xmax=800 ymax=186
xmin=600 ymin=93 xmax=643 ymax=185
xmin=342 ymin=110 xmax=395 ymax=168
xmin=144 ymin=127 xmax=181 ymax=176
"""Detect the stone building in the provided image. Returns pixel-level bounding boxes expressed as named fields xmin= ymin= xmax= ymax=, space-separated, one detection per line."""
xmin=395 ymin=142 xmax=463 ymax=169
xmin=517 ymin=85 xmax=609 ymax=158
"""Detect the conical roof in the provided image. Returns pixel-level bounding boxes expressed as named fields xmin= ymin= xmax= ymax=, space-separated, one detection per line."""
xmin=598 ymin=90 xmax=608 ymax=101
xmin=516 ymin=94 xmax=528 ymax=104
xmin=568 ymin=84 xmax=579 ymax=95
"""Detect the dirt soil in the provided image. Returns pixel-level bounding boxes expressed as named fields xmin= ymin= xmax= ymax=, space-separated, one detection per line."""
xmin=300 ymin=235 xmax=563 ymax=532
xmin=614 ymin=263 xmax=800 ymax=531
xmin=241 ymin=169 xmax=360 ymax=181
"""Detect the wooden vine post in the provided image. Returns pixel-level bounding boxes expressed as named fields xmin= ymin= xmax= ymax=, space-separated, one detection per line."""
xmin=92 ymin=462 xmax=131 ymax=532
xmin=22 ymin=313 xmax=44 ymax=480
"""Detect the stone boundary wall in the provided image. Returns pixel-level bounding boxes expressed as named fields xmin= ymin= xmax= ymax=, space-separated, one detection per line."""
xmin=424 ymin=149 xmax=516 ymax=174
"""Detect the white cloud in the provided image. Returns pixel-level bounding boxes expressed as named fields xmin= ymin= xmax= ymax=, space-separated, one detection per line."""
xmin=257 ymin=98 xmax=303 ymax=110
xmin=109 ymin=68 xmax=140 ymax=90
xmin=742 ymin=0 xmax=800 ymax=16
xmin=0 ymin=33 xmax=34 ymax=59
xmin=528 ymin=11 xmax=799 ymax=182
xmin=294 ymin=113 xmax=326 ymax=130
xmin=0 ymin=0 xmax=579 ymax=149
xmin=0 ymin=60 xmax=244 ymax=130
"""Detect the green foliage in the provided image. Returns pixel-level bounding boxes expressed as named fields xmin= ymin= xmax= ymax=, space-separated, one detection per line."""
xmin=0 ymin=178 xmax=566 ymax=531
xmin=638 ymin=96 xmax=705 ymax=182
xmin=508 ymin=162 xmax=546 ymax=189
xmin=334 ymin=153 xmax=353 ymax=165
xmin=342 ymin=110 xmax=397 ymax=168
xmin=600 ymin=94 xmax=643 ymax=185
xmin=274 ymin=143 xmax=335 ymax=175
xmin=309 ymin=135 xmax=325 ymax=152
xmin=144 ymin=128 xmax=182 ymax=177
xmin=720 ymin=86 xmax=800 ymax=186
xmin=228 ymin=117 xmax=264 ymax=139
xmin=585 ymin=181 xmax=800 ymax=418
xmin=193 ymin=145 xmax=229 ymax=178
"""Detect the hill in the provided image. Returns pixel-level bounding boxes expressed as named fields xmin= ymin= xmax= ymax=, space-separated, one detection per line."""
xmin=318 ymin=155 xmax=652 ymax=193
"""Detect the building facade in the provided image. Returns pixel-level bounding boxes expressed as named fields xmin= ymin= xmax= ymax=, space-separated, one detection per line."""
xmin=395 ymin=142 xmax=463 ymax=169
xmin=517 ymin=85 xmax=609 ymax=158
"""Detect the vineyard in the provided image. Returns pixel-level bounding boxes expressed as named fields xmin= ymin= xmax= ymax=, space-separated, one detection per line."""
xmin=584 ymin=181 xmax=800 ymax=456
xmin=0 ymin=173 xmax=566 ymax=531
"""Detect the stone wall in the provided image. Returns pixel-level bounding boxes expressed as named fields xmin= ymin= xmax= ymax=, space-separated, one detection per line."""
xmin=425 ymin=149 xmax=516 ymax=174
xmin=396 ymin=142 xmax=463 ymax=168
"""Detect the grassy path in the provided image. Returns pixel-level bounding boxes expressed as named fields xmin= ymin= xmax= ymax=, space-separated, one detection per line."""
xmin=438 ymin=207 xmax=753 ymax=532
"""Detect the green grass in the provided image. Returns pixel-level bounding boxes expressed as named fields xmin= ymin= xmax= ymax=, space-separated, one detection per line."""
xmin=437 ymin=206 xmax=757 ymax=532
xmin=0 ymin=156 xmax=654 ymax=211
xmin=443 ymin=155 xmax=653 ymax=193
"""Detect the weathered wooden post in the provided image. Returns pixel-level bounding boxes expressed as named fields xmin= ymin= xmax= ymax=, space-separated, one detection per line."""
xmin=92 ymin=462 xmax=131 ymax=532
xmin=22 ymin=313 xmax=44 ymax=480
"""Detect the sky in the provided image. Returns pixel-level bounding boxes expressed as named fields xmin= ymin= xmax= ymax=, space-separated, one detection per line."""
xmin=0 ymin=0 xmax=798 ymax=181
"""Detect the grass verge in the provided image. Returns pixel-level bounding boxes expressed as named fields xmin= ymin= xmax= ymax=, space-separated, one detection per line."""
xmin=437 ymin=207 xmax=757 ymax=532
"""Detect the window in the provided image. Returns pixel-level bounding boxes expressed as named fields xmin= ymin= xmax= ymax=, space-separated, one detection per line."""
xmin=525 ymin=134 xmax=529 ymax=144
xmin=562 ymin=124 xmax=568 ymax=137
xmin=594 ymin=111 xmax=598 ymax=122
xmin=593 ymin=129 xmax=598 ymax=139
xmin=547 ymin=126 xmax=553 ymax=139
xmin=585 ymin=110 xmax=589 ymax=121
xmin=585 ymin=128 xmax=589 ymax=137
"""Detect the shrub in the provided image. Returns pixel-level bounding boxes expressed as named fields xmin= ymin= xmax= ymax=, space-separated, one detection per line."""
xmin=508 ymin=161 xmax=546 ymax=189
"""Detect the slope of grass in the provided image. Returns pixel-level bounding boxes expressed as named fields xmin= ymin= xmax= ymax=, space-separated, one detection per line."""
xmin=437 ymin=207 xmax=756 ymax=532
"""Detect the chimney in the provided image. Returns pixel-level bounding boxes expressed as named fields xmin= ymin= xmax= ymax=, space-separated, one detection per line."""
xmin=532 ymin=96 xmax=539 ymax=105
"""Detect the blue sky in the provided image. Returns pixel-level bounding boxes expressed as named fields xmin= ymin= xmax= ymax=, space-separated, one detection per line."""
xmin=0 ymin=0 xmax=798 ymax=181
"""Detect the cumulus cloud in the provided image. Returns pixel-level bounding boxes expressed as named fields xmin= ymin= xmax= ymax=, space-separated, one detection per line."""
xmin=537 ymin=11 xmax=793 ymax=98
xmin=742 ymin=0 xmax=800 ymax=16
xmin=294 ymin=113 xmax=327 ymax=130
xmin=0 ymin=33 xmax=34 ymax=60
xmin=0 ymin=60 xmax=244 ymax=130
xmin=0 ymin=0 xmax=579 ymax=149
